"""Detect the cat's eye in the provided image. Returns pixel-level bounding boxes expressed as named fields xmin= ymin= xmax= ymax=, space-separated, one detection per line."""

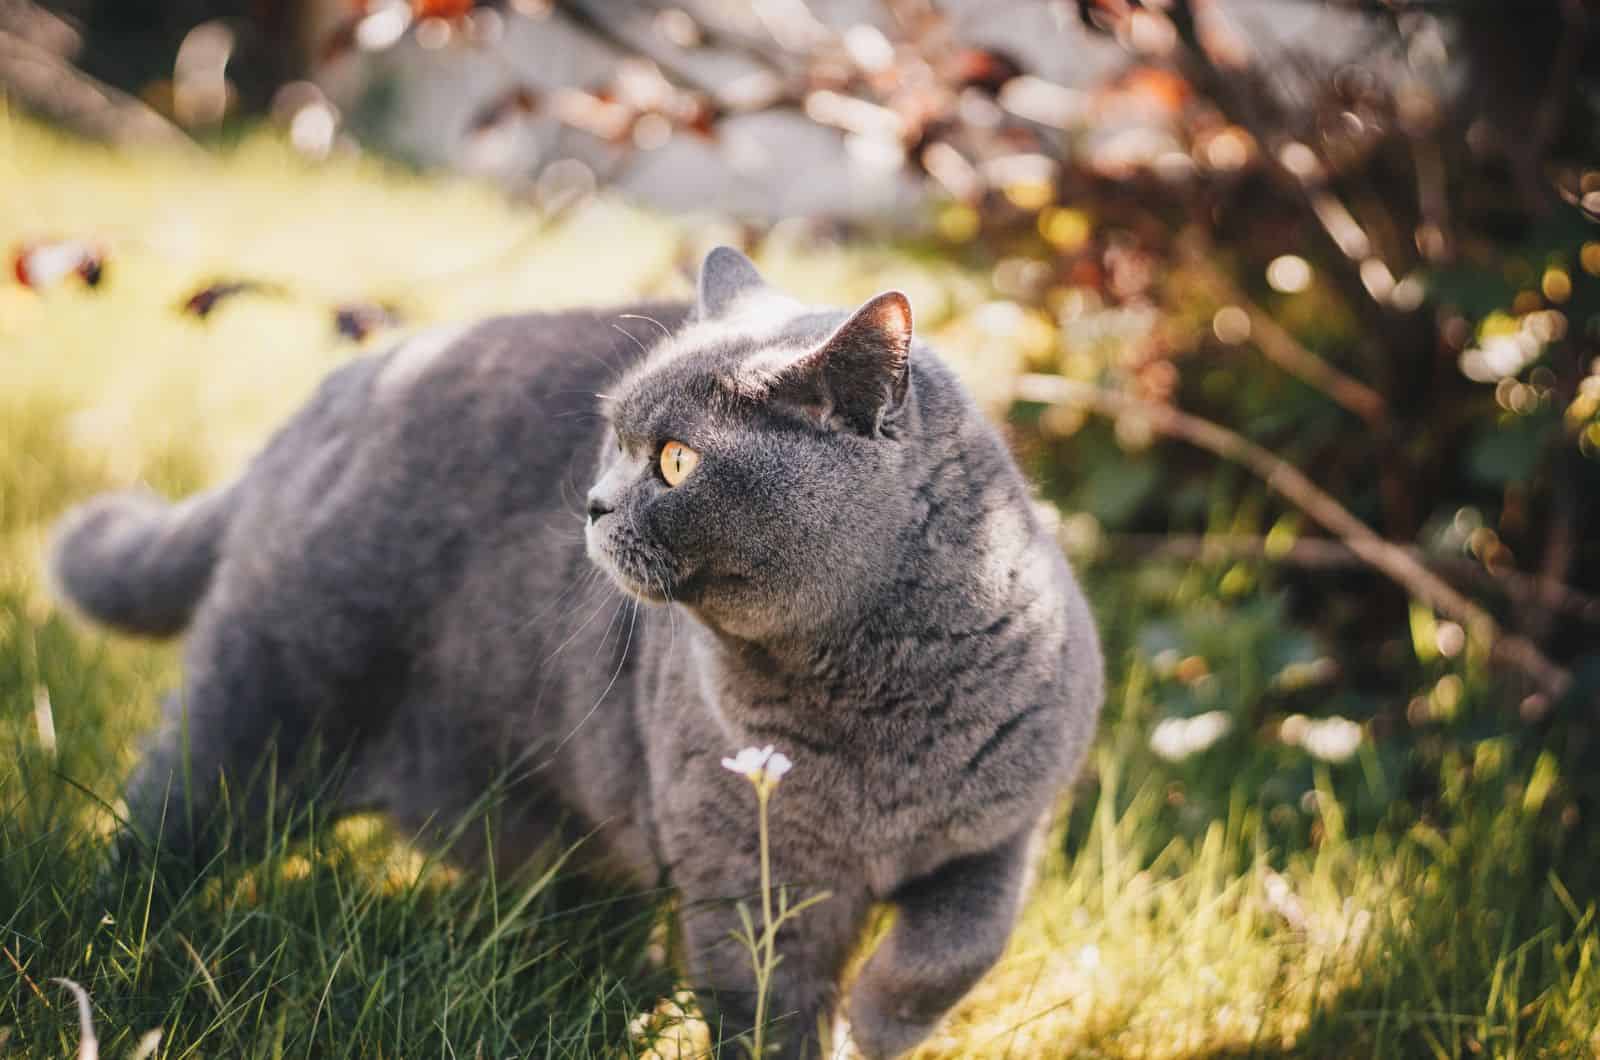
xmin=659 ymin=440 xmax=700 ymax=487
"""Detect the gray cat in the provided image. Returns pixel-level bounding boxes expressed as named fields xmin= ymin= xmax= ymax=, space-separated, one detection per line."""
xmin=50 ymin=248 xmax=1102 ymax=1059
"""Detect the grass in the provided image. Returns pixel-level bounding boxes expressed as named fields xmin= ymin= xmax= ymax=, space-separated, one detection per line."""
xmin=4 ymin=113 xmax=1600 ymax=1057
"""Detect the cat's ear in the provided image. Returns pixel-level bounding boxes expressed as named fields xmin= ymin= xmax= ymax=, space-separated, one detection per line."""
xmin=775 ymin=291 xmax=913 ymax=435
xmin=697 ymin=246 xmax=768 ymax=319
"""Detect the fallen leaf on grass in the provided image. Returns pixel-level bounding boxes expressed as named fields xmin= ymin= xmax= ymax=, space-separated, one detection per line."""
xmin=12 ymin=240 xmax=105 ymax=290
xmin=335 ymin=300 xmax=402 ymax=340
xmin=180 ymin=280 xmax=283 ymax=319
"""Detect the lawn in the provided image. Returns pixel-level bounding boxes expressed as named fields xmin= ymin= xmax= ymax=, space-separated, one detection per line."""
xmin=3 ymin=113 xmax=1600 ymax=1058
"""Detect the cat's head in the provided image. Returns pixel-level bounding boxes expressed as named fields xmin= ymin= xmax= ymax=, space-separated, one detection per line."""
xmin=584 ymin=247 xmax=923 ymax=640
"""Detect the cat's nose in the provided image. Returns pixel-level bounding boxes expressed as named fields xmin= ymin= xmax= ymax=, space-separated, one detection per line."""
xmin=586 ymin=493 xmax=614 ymax=522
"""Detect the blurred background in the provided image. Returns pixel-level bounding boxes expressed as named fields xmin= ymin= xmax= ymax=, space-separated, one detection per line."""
xmin=5 ymin=1 xmax=1600 ymax=1056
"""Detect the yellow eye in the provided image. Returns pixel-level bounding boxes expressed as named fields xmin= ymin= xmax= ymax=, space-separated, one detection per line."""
xmin=659 ymin=440 xmax=700 ymax=487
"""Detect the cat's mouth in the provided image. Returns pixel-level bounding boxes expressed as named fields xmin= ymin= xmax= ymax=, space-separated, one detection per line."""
xmin=585 ymin=524 xmax=674 ymax=604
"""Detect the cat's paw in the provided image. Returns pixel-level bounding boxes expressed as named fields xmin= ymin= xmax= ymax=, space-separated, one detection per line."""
xmin=845 ymin=985 xmax=943 ymax=1060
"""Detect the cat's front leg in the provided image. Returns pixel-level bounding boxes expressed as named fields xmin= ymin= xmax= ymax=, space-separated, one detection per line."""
xmin=675 ymin=867 xmax=865 ymax=1060
xmin=846 ymin=831 xmax=1033 ymax=1059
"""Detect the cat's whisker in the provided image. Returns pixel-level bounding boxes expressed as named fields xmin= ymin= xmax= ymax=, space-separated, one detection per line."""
xmin=655 ymin=572 xmax=678 ymax=646
xmin=593 ymin=594 xmax=630 ymax=659
xmin=571 ymin=566 xmax=613 ymax=612
xmin=557 ymin=474 xmax=587 ymax=524
xmin=542 ymin=580 xmax=621 ymax=664
xmin=561 ymin=339 xmax=624 ymax=376
xmin=611 ymin=323 xmax=649 ymax=357
xmin=513 ymin=557 xmax=609 ymax=635
xmin=550 ymin=596 xmax=639 ymax=758
xmin=521 ymin=566 xmax=599 ymax=633
xmin=616 ymin=313 xmax=673 ymax=341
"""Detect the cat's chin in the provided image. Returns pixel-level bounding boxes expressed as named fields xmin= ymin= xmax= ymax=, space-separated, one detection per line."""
xmin=586 ymin=552 xmax=670 ymax=604
xmin=606 ymin=571 xmax=670 ymax=604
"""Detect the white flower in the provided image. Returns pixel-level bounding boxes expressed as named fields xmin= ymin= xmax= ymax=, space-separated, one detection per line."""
xmin=720 ymin=744 xmax=793 ymax=786
xmin=1148 ymin=711 xmax=1232 ymax=762
xmin=1261 ymin=870 xmax=1307 ymax=930
xmin=1280 ymin=713 xmax=1363 ymax=763
xmin=1302 ymin=716 xmax=1363 ymax=763
xmin=721 ymin=745 xmax=770 ymax=777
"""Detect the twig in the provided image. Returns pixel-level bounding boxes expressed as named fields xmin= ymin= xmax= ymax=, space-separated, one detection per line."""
xmin=1094 ymin=533 xmax=1600 ymax=625
xmin=0 ymin=26 xmax=197 ymax=151
xmin=3 ymin=943 xmax=46 ymax=1005
xmin=1521 ymin=0 xmax=1589 ymax=214
xmin=1410 ymin=130 xmax=1452 ymax=261
xmin=1182 ymin=245 xmax=1388 ymax=429
xmin=1521 ymin=454 xmax=1582 ymax=640
xmin=550 ymin=0 xmax=801 ymax=107
xmin=1017 ymin=373 xmax=1574 ymax=700
xmin=1165 ymin=0 xmax=1391 ymax=317
xmin=1164 ymin=0 xmax=1431 ymax=536
xmin=0 ymin=0 xmax=78 ymax=56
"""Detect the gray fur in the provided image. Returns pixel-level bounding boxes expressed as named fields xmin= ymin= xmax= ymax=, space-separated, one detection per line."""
xmin=51 ymin=486 xmax=235 ymax=636
xmin=50 ymin=249 xmax=1103 ymax=1058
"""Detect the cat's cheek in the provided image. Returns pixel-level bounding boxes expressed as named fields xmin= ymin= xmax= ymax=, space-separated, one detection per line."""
xmin=582 ymin=523 xmax=616 ymax=579
xmin=584 ymin=519 xmax=632 ymax=580
xmin=585 ymin=520 xmax=674 ymax=602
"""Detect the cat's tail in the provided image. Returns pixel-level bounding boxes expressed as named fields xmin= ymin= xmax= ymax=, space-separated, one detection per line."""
xmin=49 ymin=483 xmax=239 ymax=637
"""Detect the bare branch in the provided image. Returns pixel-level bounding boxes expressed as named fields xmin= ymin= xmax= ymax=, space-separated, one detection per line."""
xmin=0 ymin=0 xmax=78 ymax=55
xmin=1165 ymin=0 xmax=1394 ymax=318
xmin=1182 ymin=242 xmax=1388 ymax=428
xmin=0 ymin=26 xmax=197 ymax=150
xmin=1017 ymin=373 xmax=1575 ymax=700
xmin=549 ymin=0 xmax=799 ymax=109
xmin=1095 ymin=533 xmax=1600 ymax=626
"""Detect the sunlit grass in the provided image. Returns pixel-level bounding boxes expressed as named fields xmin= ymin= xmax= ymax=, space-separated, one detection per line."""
xmin=4 ymin=113 xmax=1600 ymax=1057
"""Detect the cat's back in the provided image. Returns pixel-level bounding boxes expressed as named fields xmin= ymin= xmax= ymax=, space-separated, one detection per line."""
xmin=257 ymin=304 xmax=686 ymax=499
xmin=216 ymin=303 xmax=691 ymax=604
xmin=366 ymin=302 xmax=691 ymax=462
